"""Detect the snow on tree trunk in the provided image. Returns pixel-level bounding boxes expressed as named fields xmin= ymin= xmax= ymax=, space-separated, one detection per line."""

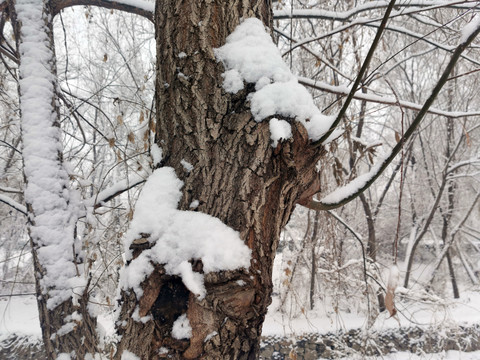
xmin=115 ymin=1 xmax=327 ymax=359
xmin=11 ymin=0 xmax=97 ymax=357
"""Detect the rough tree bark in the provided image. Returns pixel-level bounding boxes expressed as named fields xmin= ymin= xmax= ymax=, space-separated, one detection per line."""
xmin=115 ymin=0 xmax=324 ymax=359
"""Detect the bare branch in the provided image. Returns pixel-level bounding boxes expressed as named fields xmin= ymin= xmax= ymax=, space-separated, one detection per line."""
xmin=326 ymin=210 xmax=371 ymax=311
xmin=0 ymin=139 xmax=21 ymax=154
xmin=312 ymin=0 xmax=398 ymax=147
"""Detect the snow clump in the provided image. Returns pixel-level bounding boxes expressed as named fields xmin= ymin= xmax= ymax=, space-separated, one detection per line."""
xmin=269 ymin=118 xmax=292 ymax=147
xmin=215 ymin=18 xmax=334 ymax=142
xmin=121 ymin=167 xmax=251 ymax=300
xmin=171 ymin=314 xmax=192 ymax=339
xmin=121 ymin=350 xmax=141 ymax=360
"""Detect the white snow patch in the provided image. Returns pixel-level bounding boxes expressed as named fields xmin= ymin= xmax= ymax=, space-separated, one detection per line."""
xmin=189 ymin=200 xmax=199 ymax=209
xmin=51 ymin=323 xmax=75 ymax=339
xmin=151 ymin=143 xmax=163 ymax=166
xmin=178 ymin=52 xmax=187 ymax=58
xmin=269 ymin=118 xmax=292 ymax=147
xmin=215 ymin=18 xmax=334 ymax=141
xmin=84 ymin=354 xmax=103 ymax=360
xmin=387 ymin=264 xmax=400 ymax=289
xmin=132 ymin=307 xmax=152 ymax=324
xmin=221 ymin=69 xmax=244 ymax=93
xmin=0 ymin=296 xmax=41 ymax=337
xmin=204 ymin=331 xmax=218 ymax=342
xmin=121 ymin=167 xmax=251 ymax=299
xmin=181 ymin=159 xmax=194 ymax=172
xmin=57 ymin=354 xmax=71 ymax=360
xmin=177 ymin=72 xmax=189 ymax=81
xmin=84 ymin=173 xmax=146 ymax=207
xmin=460 ymin=15 xmax=480 ymax=43
xmin=121 ymin=350 xmax=140 ymax=360
xmin=320 ymin=351 xmax=480 ymax=360
xmin=172 ymin=314 xmax=192 ymax=339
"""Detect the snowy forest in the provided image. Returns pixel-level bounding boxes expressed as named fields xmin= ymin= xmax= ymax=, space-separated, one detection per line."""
xmin=0 ymin=0 xmax=480 ymax=359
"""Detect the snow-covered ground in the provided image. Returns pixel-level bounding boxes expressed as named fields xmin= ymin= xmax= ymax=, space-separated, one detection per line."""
xmin=2 ymin=291 xmax=480 ymax=358
xmin=321 ymin=351 xmax=480 ymax=359
xmin=263 ymin=290 xmax=480 ymax=337
xmin=0 ymin=296 xmax=40 ymax=339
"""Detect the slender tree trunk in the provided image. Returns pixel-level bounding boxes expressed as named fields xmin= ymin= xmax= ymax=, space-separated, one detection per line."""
xmin=426 ymin=116 xmax=460 ymax=298
xmin=116 ymin=1 xmax=324 ymax=358
xmin=309 ymin=211 xmax=320 ymax=310
xmin=11 ymin=1 xmax=97 ymax=357
xmin=359 ymin=194 xmax=376 ymax=261
xmin=446 ymin=250 xmax=459 ymax=299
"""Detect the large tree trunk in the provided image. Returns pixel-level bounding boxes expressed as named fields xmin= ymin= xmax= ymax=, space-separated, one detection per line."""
xmin=116 ymin=1 xmax=324 ymax=359
xmin=11 ymin=1 xmax=98 ymax=358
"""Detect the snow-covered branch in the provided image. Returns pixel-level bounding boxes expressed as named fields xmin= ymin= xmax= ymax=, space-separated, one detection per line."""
xmin=447 ymin=158 xmax=480 ymax=174
xmin=84 ymin=174 xmax=146 ymax=209
xmin=0 ymin=185 xmax=23 ymax=194
xmin=0 ymin=193 xmax=27 ymax=216
xmin=51 ymin=0 xmax=154 ymax=21
xmin=273 ymin=1 xmax=479 ymax=21
xmin=282 ymin=6 xmax=476 ymax=62
xmin=299 ymin=77 xmax=480 ymax=118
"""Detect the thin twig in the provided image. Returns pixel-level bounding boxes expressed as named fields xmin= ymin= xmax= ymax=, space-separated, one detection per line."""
xmin=312 ymin=0 xmax=398 ymax=147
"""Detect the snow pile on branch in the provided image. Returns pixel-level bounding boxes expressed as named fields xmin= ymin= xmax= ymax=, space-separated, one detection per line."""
xmin=121 ymin=167 xmax=251 ymax=299
xmin=320 ymin=154 xmax=387 ymax=205
xmin=17 ymin=0 xmax=84 ymax=309
xmin=215 ymin=18 xmax=334 ymax=142
xmin=109 ymin=0 xmax=154 ymax=13
xmin=460 ymin=15 xmax=480 ymax=44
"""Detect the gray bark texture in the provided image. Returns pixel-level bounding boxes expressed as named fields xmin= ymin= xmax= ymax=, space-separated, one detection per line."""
xmin=115 ymin=0 xmax=325 ymax=359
